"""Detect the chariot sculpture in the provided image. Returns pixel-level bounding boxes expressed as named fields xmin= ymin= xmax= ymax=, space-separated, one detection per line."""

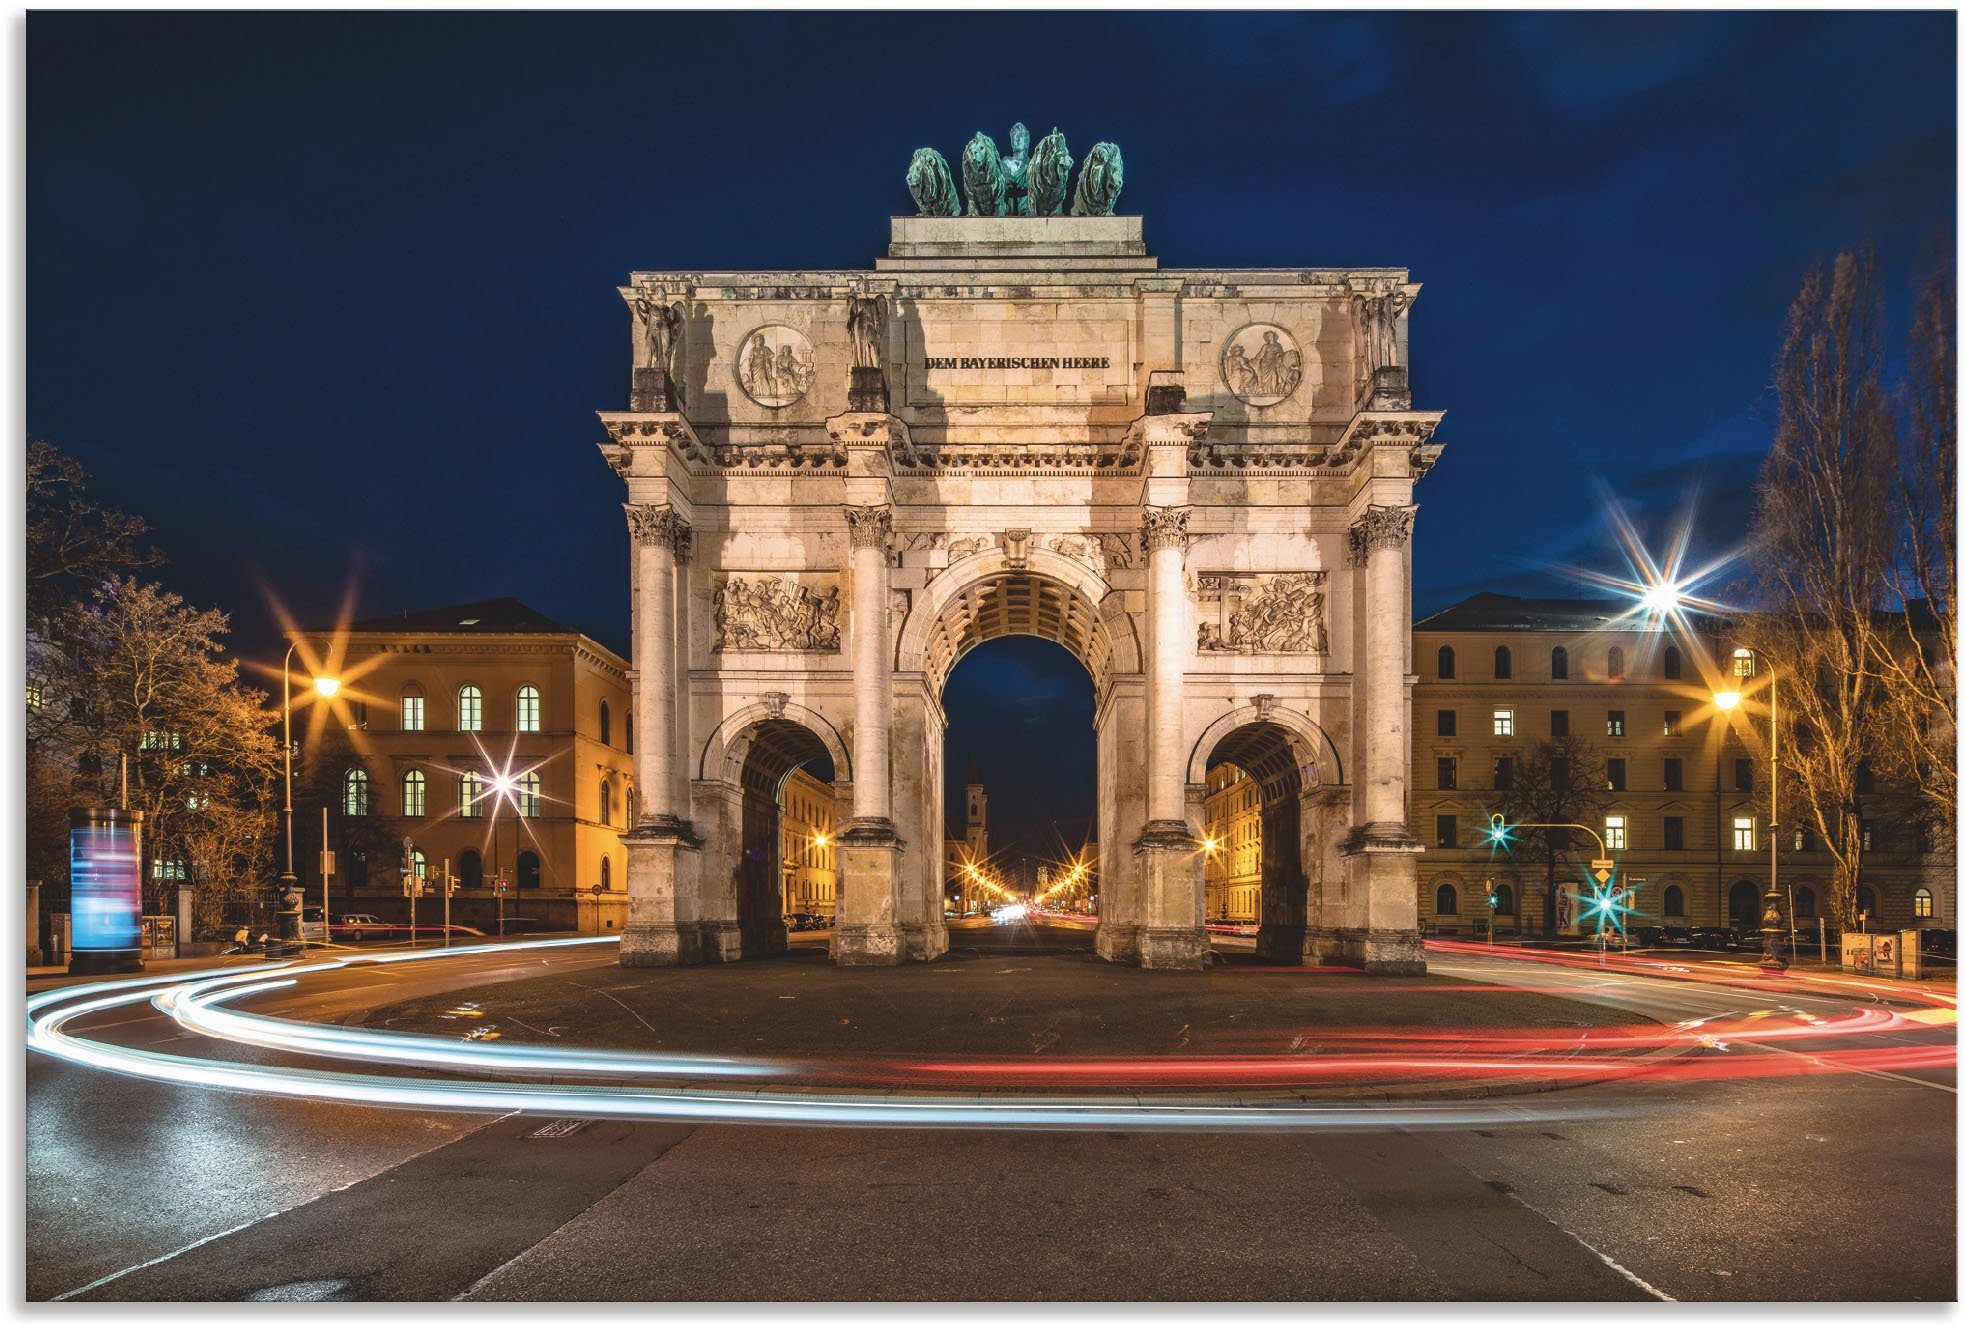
xmin=906 ymin=125 xmax=1123 ymax=218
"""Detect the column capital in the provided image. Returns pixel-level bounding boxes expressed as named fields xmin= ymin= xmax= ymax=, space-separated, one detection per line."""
xmin=1346 ymin=503 xmax=1416 ymax=566
xmin=624 ymin=502 xmax=692 ymax=561
xmin=1139 ymin=505 xmax=1193 ymax=554
xmin=842 ymin=503 xmax=896 ymax=562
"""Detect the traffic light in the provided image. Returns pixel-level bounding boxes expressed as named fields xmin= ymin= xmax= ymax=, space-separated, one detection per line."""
xmin=1486 ymin=814 xmax=1512 ymax=847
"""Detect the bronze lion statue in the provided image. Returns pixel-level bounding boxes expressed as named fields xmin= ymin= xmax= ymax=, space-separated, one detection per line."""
xmin=905 ymin=147 xmax=960 ymax=217
xmin=1070 ymin=141 xmax=1125 ymax=217
xmin=1024 ymin=129 xmax=1074 ymax=217
xmin=960 ymin=131 xmax=1008 ymax=217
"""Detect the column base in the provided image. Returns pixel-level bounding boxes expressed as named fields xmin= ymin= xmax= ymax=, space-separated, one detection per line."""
xmin=1136 ymin=926 xmax=1209 ymax=970
xmin=1095 ymin=922 xmax=1138 ymax=964
xmin=699 ymin=921 xmax=745 ymax=963
xmin=621 ymin=824 xmax=702 ymax=967
xmin=1255 ymin=924 xmax=1307 ymax=965
xmin=835 ymin=820 xmax=903 ymax=966
xmin=621 ymin=924 xmax=702 ymax=967
xmin=900 ymin=923 xmax=948 ymax=962
xmin=1334 ymin=837 xmax=1427 ymax=976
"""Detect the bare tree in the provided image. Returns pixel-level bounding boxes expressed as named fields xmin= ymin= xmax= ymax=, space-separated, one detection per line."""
xmin=1497 ymin=735 xmax=1608 ymax=936
xmin=25 ymin=439 xmax=160 ymax=626
xmin=1870 ymin=243 xmax=1957 ymax=842
xmin=1747 ymin=250 xmax=1897 ymax=928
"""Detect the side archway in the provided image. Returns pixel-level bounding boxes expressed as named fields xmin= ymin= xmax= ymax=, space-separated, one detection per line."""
xmin=698 ymin=697 xmax=852 ymax=787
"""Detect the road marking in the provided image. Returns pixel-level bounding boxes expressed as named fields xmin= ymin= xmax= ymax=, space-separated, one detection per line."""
xmin=1476 ymin=1176 xmax=1677 ymax=1302
xmin=1741 ymin=1036 xmax=1957 ymax=1095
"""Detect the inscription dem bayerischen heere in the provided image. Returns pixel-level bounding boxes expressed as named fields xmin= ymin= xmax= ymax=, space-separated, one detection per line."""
xmin=923 ymin=356 xmax=1111 ymax=370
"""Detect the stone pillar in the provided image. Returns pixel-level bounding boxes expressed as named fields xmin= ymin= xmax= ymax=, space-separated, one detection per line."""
xmin=834 ymin=503 xmax=903 ymax=965
xmin=1131 ymin=506 xmax=1207 ymax=969
xmin=1340 ymin=503 xmax=1425 ymax=975
xmin=621 ymin=502 xmax=701 ymax=966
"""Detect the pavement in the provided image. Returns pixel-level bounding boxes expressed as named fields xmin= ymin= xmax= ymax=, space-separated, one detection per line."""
xmin=26 ymin=919 xmax=1957 ymax=1301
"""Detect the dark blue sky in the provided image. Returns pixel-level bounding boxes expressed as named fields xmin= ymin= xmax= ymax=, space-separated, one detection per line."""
xmin=28 ymin=12 xmax=1954 ymax=856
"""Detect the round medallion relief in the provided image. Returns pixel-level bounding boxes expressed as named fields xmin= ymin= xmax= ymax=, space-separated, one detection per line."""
xmin=734 ymin=325 xmax=816 ymax=408
xmin=1220 ymin=323 xmax=1304 ymax=408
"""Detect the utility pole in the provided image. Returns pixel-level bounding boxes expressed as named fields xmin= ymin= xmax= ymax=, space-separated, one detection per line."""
xmin=317 ymin=805 xmax=334 ymax=948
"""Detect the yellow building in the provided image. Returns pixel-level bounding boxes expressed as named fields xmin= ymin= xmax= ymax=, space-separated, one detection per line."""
xmin=1202 ymin=763 xmax=1262 ymax=923
xmin=944 ymin=765 xmax=990 ymax=914
xmin=779 ymin=765 xmax=837 ymax=920
xmin=290 ymin=598 xmax=635 ymax=934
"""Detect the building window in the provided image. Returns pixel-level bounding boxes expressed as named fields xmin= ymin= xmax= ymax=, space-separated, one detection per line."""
xmin=599 ymin=777 xmax=613 ymax=827
xmin=516 ymin=685 xmax=541 ymax=733
xmin=1437 ymin=756 xmax=1457 ymax=790
xmin=518 ymin=770 xmax=541 ymax=818
xmin=409 ymin=850 xmax=427 ymax=883
xmin=400 ymin=689 xmax=425 ymax=732
xmin=1663 ymin=757 xmax=1683 ymax=792
xmin=1664 ymin=645 xmax=1682 ymax=680
xmin=1793 ymin=827 xmax=1807 ymax=852
xmin=342 ymin=767 xmax=370 ymax=817
xmin=1491 ymin=882 xmax=1515 ymax=914
xmin=1606 ymin=710 xmax=1625 ymax=738
xmin=1550 ymin=709 xmax=1569 ymax=737
xmin=1606 ymin=758 xmax=1626 ymax=792
xmin=1795 ymin=886 xmax=1816 ymax=918
xmin=519 ymin=851 xmax=542 ymax=890
xmin=1492 ymin=708 xmax=1514 ymax=738
xmin=1493 ymin=756 xmax=1515 ymax=791
xmin=601 ymin=856 xmax=613 ymax=890
xmin=1857 ymin=885 xmax=1877 ymax=918
xmin=1494 ymin=645 xmax=1512 ymax=680
xmin=460 ymin=771 xmax=485 ymax=817
xmin=1436 ymin=815 xmax=1458 ymax=848
xmin=348 ymin=699 xmax=368 ymax=730
xmin=1550 ymin=757 xmax=1570 ymax=791
xmin=1914 ymin=888 xmax=1934 ymax=919
xmin=1437 ymin=646 xmax=1456 ymax=680
xmin=402 ymin=769 xmax=426 ymax=817
xmin=1663 ymin=885 xmax=1685 ymax=917
xmin=1437 ymin=709 xmax=1457 ymax=738
xmin=1436 ymin=883 xmax=1459 ymax=916
xmin=457 ymin=685 xmax=483 ymax=733
xmin=151 ymin=858 xmax=187 ymax=882
xmin=1860 ymin=820 xmax=1874 ymax=851
xmin=349 ymin=850 xmax=369 ymax=888
xmin=1662 ymin=710 xmax=1680 ymax=737
xmin=1607 ymin=646 xmax=1625 ymax=681
xmin=1733 ymin=817 xmax=1755 ymax=852
xmin=459 ymin=849 xmax=484 ymax=891
xmin=599 ymin=700 xmax=612 ymax=746
xmin=1604 ymin=815 xmax=1627 ymax=850
xmin=1550 ymin=646 xmax=1568 ymax=680
xmin=27 ymin=678 xmax=43 ymax=709
xmin=1663 ymin=816 xmax=1684 ymax=850
xmin=1735 ymin=758 xmax=1754 ymax=792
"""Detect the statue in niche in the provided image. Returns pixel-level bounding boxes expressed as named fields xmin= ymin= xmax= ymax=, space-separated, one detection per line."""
xmin=1024 ymin=129 xmax=1074 ymax=216
xmin=1353 ymin=285 xmax=1413 ymax=377
xmin=635 ymin=293 xmax=685 ymax=384
xmin=906 ymin=147 xmax=961 ymax=217
xmin=1070 ymin=142 xmax=1125 ymax=216
xmin=961 ymin=131 xmax=1009 ymax=216
xmin=713 ymin=576 xmax=841 ymax=652
xmin=846 ymin=287 xmax=889 ymax=370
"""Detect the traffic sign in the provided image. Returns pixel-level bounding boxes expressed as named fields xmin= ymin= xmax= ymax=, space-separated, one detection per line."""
xmin=1590 ymin=857 xmax=1615 ymax=885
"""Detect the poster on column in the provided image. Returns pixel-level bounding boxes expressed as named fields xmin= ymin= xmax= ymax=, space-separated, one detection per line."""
xmin=1555 ymin=882 xmax=1584 ymax=937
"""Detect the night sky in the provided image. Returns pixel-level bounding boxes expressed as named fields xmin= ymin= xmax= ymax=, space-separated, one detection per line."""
xmin=27 ymin=12 xmax=1954 ymax=859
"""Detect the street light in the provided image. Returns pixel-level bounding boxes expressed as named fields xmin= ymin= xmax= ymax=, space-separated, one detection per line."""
xmin=277 ymin=643 xmax=340 ymax=957
xmin=1713 ymin=663 xmax=1787 ymax=974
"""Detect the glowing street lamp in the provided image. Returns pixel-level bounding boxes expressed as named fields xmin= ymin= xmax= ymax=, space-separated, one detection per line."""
xmin=1713 ymin=671 xmax=1788 ymax=973
xmin=275 ymin=644 xmax=341 ymax=956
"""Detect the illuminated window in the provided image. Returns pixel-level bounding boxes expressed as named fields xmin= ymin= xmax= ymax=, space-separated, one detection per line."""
xmin=401 ymin=769 xmax=426 ymax=817
xmin=457 ymin=686 xmax=483 ymax=733
xmin=1733 ymin=817 xmax=1755 ymax=851
xmin=140 ymin=730 xmax=183 ymax=751
xmin=1494 ymin=645 xmax=1512 ymax=680
xmin=1606 ymin=646 xmax=1625 ymax=681
xmin=400 ymin=689 xmax=425 ymax=732
xmin=410 ymin=850 xmax=427 ymax=882
xmin=1606 ymin=710 xmax=1625 ymax=737
xmin=460 ymin=771 xmax=485 ymax=817
xmin=1914 ymin=888 xmax=1933 ymax=919
xmin=1860 ymin=820 xmax=1874 ymax=851
xmin=516 ymin=685 xmax=541 ymax=733
xmin=1604 ymin=815 xmax=1627 ymax=851
xmin=26 ymin=679 xmax=43 ymax=709
xmin=151 ymin=859 xmax=187 ymax=882
xmin=342 ymin=767 xmax=370 ymax=816
xmin=1435 ymin=883 xmax=1459 ymax=915
xmin=1492 ymin=709 xmax=1514 ymax=737
xmin=518 ymin=770 xmax=541 ymax=818
xmin=1550 ymin=646 xmax=1568 ymax=680
xmin=1662 ymin=710 xmax=1680 ymax=737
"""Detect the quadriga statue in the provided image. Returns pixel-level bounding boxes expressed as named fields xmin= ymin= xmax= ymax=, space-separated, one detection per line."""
xmin=1070 ymin=142 xmax=1125 ymax=217
xmin=1024 ymin=129 xmax=1074 ymax=217
xmin=960 ymin=131 xmax=1008 ymax=216
xmin=906 ymin=147 xmax=960 ymax=217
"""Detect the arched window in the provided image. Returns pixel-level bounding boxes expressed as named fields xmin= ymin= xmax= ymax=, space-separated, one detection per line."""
xmin=460 ymin=771 xmax=485 ymax=818
xmin=516 ymin=685 xmax=541 ymax=733
xmin=517 ymin=770 xmax=541 ymax=818
xmin=1550 ymin=645 xmax=1568 ymax=680
xmin=1492 ymin=882 xmax=1515 ymax=914
xmin=410 ymin=849 xmax=427 ymax=882
xmin=1914 ymin=888 xmax=1934 ymax=919
xmin=1663 ymin=645 xmax=1682 ymax=680
xmin=599 ymin=700 xmax=612 ymax=746
xmin=1606 ymin=646 xmax=1625 ymax=681
xmin=1857 ymin=885 xmax=1877 ymax=917
xmin=1663 ymin=884 xmax=1685 ymax=917
xmin=518 ymin=851 xmax=541 ymax=891
xmin=1795 ymin=885 xmax=1817 ymax=918
xmin=401 ymin=768 xmax=426 ymax=818
xmin=600 ymin=855 xmax=613 ymax=891
xmin=1437 ymin=646 xmax=1456 ymax=680
xmin=1728 ymin=879 xmax=1758 ymax=928
xmin=400 ymin=686 xmax=425 ymax=732
xmin=598 ymin=777 xmax=613 ymax=827
xmin=1435 ymin=883 xmax=1459 ymax=916
xmin=457 ymin=685 xmax=484 ymax=733
xmin=342 ymin=767 xmax=369 ymax=816
xmin=1494 ymin=645 xmax=1512 ymax=680
xmin=458 ymin=849 xmax=483 ymax=891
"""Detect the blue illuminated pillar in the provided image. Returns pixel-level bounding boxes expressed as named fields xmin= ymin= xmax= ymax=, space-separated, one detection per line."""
xmin=68 ymin=806 xmax=144 ymax=975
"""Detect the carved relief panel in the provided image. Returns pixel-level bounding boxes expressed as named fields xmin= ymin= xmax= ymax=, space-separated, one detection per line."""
xmin=1195 ymin=572 xmax=1328 ymax=655
xmin=712 ymin=572 xmax=843 ymax=652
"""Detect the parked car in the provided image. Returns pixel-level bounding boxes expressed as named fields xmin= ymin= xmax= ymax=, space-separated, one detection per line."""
xmin=1650 ymin=925 xmax=1696 ymax=947
xmin=1919 ymin=929 xmax=1956 ymax=959
xmin=1689 ymin=926 xmax=1740 ymax=951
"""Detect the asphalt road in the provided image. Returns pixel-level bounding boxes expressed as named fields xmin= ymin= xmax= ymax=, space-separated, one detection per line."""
xmin=27 ymin=923 xmax=1956 ymax=1302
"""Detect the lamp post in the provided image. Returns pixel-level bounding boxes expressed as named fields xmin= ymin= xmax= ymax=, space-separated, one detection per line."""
xmin=276 ymin=644 xmax=339 ymax=958
xmin=1714 ymin=672 xmax=1787 ymax=973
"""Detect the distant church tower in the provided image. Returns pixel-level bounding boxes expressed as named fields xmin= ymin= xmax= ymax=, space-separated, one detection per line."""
xmin=965 ymin=760 xmax=988 ymax=859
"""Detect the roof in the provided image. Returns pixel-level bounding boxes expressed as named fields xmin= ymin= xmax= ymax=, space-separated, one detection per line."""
xmin=344 ymin=597 xmax=579 ymax=636
xmin=1416 ymin=592 xmax=1653 ymax=634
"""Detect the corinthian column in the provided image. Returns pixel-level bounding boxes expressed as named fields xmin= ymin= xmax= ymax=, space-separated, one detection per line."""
xmin=835 ymin=503 xmax=902 ymax=965
xmin=1140 ymin=505 xmax=1192 ymax=831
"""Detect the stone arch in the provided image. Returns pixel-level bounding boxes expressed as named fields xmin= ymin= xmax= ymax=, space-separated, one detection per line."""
xmin=1186 ymin=702 xmax=1344 ymax=790
xmin=698 ymin=697 xmax=852 ymax=786
xmin=896 ymin=547 xmax=1141 ymax=695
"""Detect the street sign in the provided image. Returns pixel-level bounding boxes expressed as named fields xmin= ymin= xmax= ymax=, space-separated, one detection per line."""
xmin=1590 ymin=857 xmax=1615 ymax=885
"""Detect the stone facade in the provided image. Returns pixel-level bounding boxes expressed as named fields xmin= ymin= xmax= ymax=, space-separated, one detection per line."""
xmin=778 ymin=766 xmax=837 ymax=920
xmin=1202 ymin=764 xmax=1262 ymax=923
xmin=600 ymin=214 xmax=1443 ymax=972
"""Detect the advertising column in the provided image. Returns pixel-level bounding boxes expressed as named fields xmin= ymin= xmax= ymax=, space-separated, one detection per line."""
xmin=68 ymin=806 xmax=144 ymax=975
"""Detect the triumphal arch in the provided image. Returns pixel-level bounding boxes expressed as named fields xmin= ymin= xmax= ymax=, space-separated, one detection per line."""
xmin=599 ymin=132 xmax=1443 ymax=972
